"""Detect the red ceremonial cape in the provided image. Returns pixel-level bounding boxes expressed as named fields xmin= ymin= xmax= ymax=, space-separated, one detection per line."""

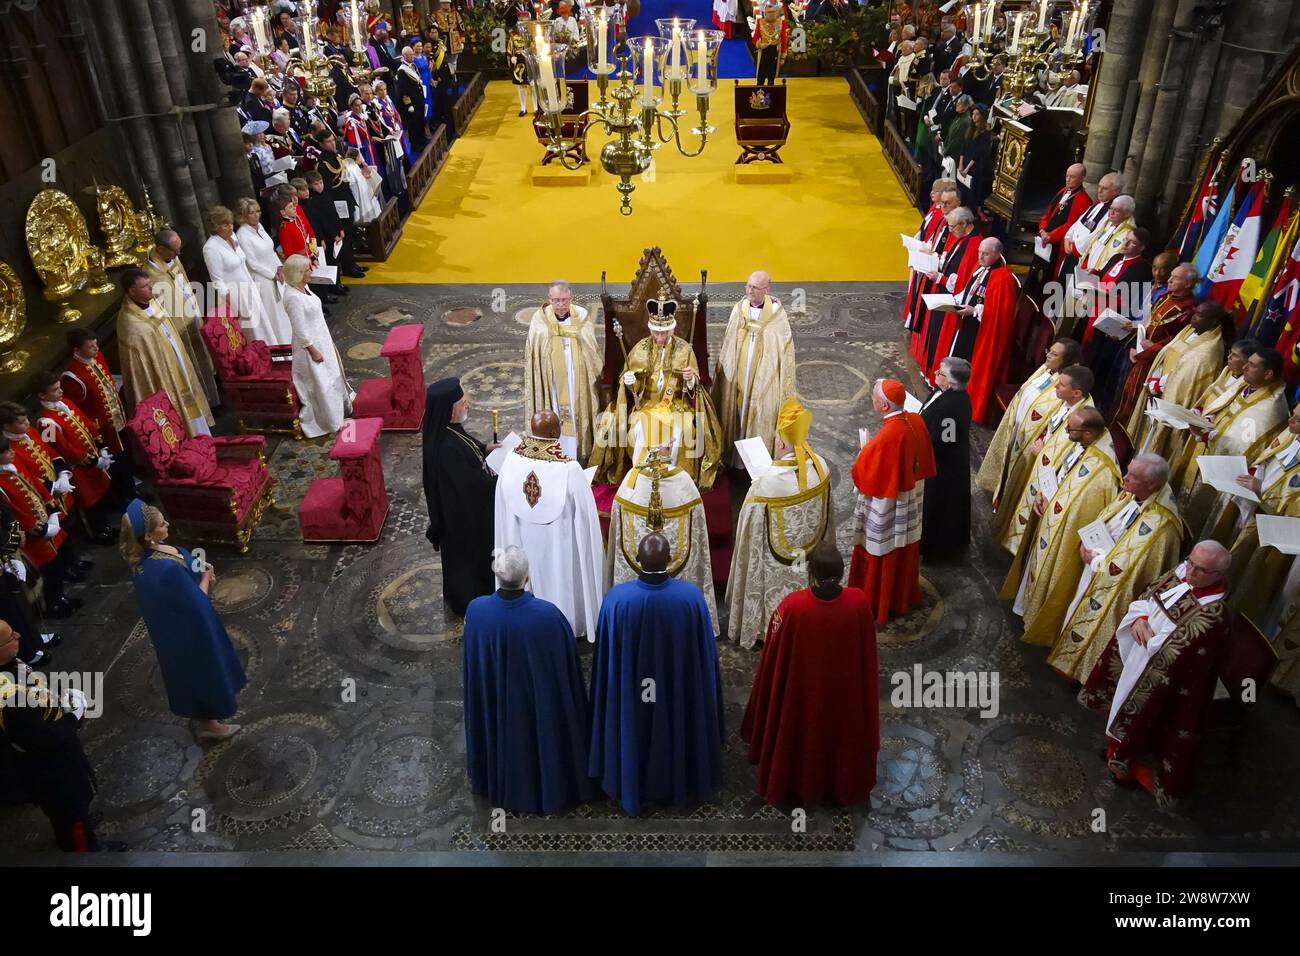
xmin=904 ymin=205 xmax=950 ymax=362
xmin=1081 ymin=255 xmax=1143 ymax=349
xmin=1037 ymin=187 xmax=1092 ymax=243
xmin=851 ymin=411 xmax=936 ymax=499
xmin=967 ymin=265 xmax=1020 ymax=424
xmin=740 ymin=587 xmax=880 ymax=807
xmin=927 ymin=236 xmax=983 ymax=375
xmin=0 ymin=469 xmax=67 ymax=567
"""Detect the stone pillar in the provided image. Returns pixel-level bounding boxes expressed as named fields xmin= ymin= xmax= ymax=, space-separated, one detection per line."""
xmin=1120 ymin=0 xmax=1181 ymax=189
xmin=1081 ymin=0 xmax=1154 ymax=188
xmin=1204 ymin=0 xmax=1297 ymax=139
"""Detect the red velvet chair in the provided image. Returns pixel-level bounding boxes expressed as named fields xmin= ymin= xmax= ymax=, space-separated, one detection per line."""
xmin=201 ymin=307 xmax=303 ymax=437
xmin=299 ymin=417 xmax=389 ymax=542
xmin=126 ymin=391 xmax=276 ymax=552
xmin=351 ymin=324 xmax=426 ymax=431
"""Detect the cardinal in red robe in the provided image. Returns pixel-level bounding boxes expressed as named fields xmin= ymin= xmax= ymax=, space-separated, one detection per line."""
xmin=742 ymin=541 xmax=880 ymax=807
xmin=963 ymin=237 xmax=1022 ymax=424
xmin=847 ymin=379 xmax=937 ymax=624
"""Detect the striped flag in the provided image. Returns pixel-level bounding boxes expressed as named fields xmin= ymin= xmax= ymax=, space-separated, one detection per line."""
xmin=1267 ymin=234 xmax=1300 ymax=384
xmin=1240 ymin=199 xmax=1296 ymax=334
xmin=1177 ymin=155 xmax=1222 ymax=261
xmin=1203 ymin=180 xmax=1266 ymax=306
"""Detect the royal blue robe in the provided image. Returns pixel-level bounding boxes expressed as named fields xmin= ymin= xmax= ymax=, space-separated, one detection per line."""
xmin=415 ymin=55 xmax=434 ymax=122
xmin=463 ymin=591 xmax=594 ymax=813
xmin=130 ymin=547 xmax=246 ymax=720
xmin=588 ymin=577 xmax=725 ymax=816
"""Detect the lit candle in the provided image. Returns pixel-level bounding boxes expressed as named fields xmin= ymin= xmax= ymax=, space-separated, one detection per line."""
xmin=695 ymin=30 xmax=707 ymax=92
xmin=1040 ymin=0 xmax=1049 ymax=30
xmin=985 ymin=3 xmax=994 ymax=41
xmin=251 ymin=10 xmax=269 ymax=54
xmin=538 ymin=41 xmax=558 ymax=109
xmin=1011 ymin=11 xmax=1022 ymax=52
xmin=349 ymin=0 xmax=363 ymax=50
xmin=671 ymin=25 xmax=682 ymax=74
xmin=598 ymin=11 xmax=608 ymax=70
xmin=1066 ymin=9 xmax=1078 ymax=50
xmin=1080 ymin=0 xmax=1089 ymax=39
xmin=972 ymin=3 xmax=981 ymax=45
xmin=643 ymin=37 xmax=654 ymax=102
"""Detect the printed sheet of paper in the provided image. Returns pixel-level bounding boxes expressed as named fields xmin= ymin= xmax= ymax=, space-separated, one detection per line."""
xmin=1195 ymin=455 xmax=1258 ymax=502
xmin=1072 ymin=266 xmax=1100 ymax=289
xmin=956 ymin=168 xmax=972 ymax=187
xmin=1148 ymin=398 xmax=1212 ymax=432
xmin=905 ymin=392 xmax=923 ymax=414
xmin=1257 ymin=515 xmax=1300 ymax=555
xmin=734 ymin=436 xmax=774 ymax=482
xmin=1092 ymin=310 xmax=1130 ymax=339
xmin=922 ymin=293 xmax=959 ymax=312
xmin=268 ymin=154 xmax=298 ymax=173
xmin=1135 ymin=322 xmax=1147 ymax=352
xmin=900 ymin=233 xmax=930 ymax=253
xmin=485 ymin=431 xmax=522 ymax=475
xmin=1078 ymin=517 xmax=1116 ymax=556
xmin=1034 ymin=236 xmax=1053 ymax=262
xmin=334 ymin=200 xmax=351 ymax=218
xmin=896 ymin=94 xmax=918 ymax=110
xmin=1035 ymin=462 xmax=1060 ymax=500
xmin=908 ymin=249 xmax=940 ymax=274
xmin=310 ymin=262 xmax=338 ymax=285
xmin=1065 ymin=219 xmax=1093 ymax=253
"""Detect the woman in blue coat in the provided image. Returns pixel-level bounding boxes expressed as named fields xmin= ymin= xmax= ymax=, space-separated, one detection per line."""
xmin=120 ymin=499 xmax=246 ymax=744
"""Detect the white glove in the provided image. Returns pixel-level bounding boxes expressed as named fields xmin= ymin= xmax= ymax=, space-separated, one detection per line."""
xmin=5 ymin=559 xmax=26 ymax=582
xmin=52 ymin=472 xmax=74 ymax=496
xmin=61 ymin=688 xmax=87 ymax=721
xmin=44 ymin=513 xmax=61 ymax=539
xmin=96 ymin=450 xmax=113 ymax=471
xmin=622 ymin=370 xmax=637 ymax=386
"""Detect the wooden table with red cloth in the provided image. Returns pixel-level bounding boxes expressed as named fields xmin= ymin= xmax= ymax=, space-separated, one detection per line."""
xmin=741 ymin=586 xmax=880 ymax=807
xmin=966 ymin=263 xmax=1020 ymax=424
xmin=847 ymin=388 xmax=937 ymax=624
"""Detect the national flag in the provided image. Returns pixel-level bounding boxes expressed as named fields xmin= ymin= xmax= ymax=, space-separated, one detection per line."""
xmin=1202 ymin=180 xmax=1266 ymax=306
xmin=1240 ymin=199 xmax=1296 ymax=334
xmin=1265 ymin=235 xmax=1300 ymax=382
xmin=1176 ymin=154 xmax=1222 ymax=261
xmin=1193 ymin=173 xmax=1238 ymax=293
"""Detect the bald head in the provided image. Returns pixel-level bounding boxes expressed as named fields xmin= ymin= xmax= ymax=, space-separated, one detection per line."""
xmin=1187 ymin=540 xmax=1230 ymax=589
xmin=745 ymin=271 xmax=772 ymax=307
xmin=978 ymin=236 xmax=1003 ymax=266
xmin=637 ymin=532 xmax=671 ymax=574
xmin=1065 ymin=163 xmax=1086 ymax=190
xmin=531 ymin=410 xmax=561 ymax=439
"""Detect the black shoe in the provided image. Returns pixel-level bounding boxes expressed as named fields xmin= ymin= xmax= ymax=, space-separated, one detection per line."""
xmin=73 ymin=559 xmax=94 ymax=574
xmin=321 ymin=294 xmax=340 ymax=305
xmin=332 ymin=284 xmax=351 ymax=296
xmin=343 ymin=268 xmax=367 ymax=279
xmin=27 ymin=649 xmax=52 ymax=667
xmin=41 ymin=632 xmax=63 ymax=648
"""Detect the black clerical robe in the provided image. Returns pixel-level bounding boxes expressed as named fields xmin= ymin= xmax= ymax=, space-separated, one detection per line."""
xmin=424 ymin=415 xmax=497 ymax=616
xmin=919 ymin=387 xmax=971 ymax=559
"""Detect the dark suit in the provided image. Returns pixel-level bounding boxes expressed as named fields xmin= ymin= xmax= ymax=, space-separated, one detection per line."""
xmin=395 ymin=62 xmax=428 ymax=152
xmin=919 ymin=387 xmax=972 ymax=560
xmin=932 ymin=35 xmax=964 ymax=78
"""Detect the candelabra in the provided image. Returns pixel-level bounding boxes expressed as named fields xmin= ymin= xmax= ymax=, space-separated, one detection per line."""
xmin=290 ymin=6 xmax=339 ymax=102
xmin=992 ymin=0 xmax=1094 ymax=111
xmin=525 ymin=6 xmax=722 ymax=215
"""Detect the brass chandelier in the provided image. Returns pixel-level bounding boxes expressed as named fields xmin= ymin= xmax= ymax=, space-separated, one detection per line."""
xmin=963 ymin=1 xmax=1097 ymax=113
xmin=522 ymin=9 xmax=725 ymax=215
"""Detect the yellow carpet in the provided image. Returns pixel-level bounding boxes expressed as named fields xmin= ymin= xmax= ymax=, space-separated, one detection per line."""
xmin=362 ymin=77 xmax=917 ymax=284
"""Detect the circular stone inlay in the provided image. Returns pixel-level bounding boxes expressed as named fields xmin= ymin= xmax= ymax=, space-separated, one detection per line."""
xmin=444 ymin=307 xmax=482 ymax=326
xmin=363 ymin=735 xmax=448 ymax=807
xmin=224 ymin=734 xmax=319 ymax=808
xmin=96 ymin=735 xmax=185 ymax=808
xmin=877 ymin=736 xmax=947 ymax=809
xmin=347 ymin=341 xmax=384 ymax=360
xmin=459 ymin=361 xmax=525 ymax=409
xmin=209 ymin=567 xmax=274 ymax=613
xmin=994 ymin=736 xmax=1088 ymax=809
xmin=876 ymin=577 xmax=945 ymax=647
xmin=376 ymin=562 xmax=448 ymax=644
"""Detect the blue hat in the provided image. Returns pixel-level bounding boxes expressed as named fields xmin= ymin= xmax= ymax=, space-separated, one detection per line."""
xmin=126 ymin=499 xmax=147 ymax=538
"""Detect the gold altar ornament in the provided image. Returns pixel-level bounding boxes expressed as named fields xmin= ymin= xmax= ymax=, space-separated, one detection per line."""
xmin=92 ymin=184 xmax=145 ymax=269
xmin=25 ymin=188 xmax=98 ymax=324
xmin=0 ymin=260 xmax=31 ymax=374
xmin=132 ymin=185 xmax=168 ymax=257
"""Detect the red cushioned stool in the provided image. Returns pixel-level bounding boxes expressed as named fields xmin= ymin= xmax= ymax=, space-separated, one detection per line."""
xmin=298 ymin=417 xmax=390 ymax=542
xmin=351 ymin=324 xmax=426 ymax=431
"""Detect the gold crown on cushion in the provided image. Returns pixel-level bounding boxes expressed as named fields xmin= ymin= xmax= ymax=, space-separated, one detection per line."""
xmin=646 ymin=297 xmax=678 ymax=333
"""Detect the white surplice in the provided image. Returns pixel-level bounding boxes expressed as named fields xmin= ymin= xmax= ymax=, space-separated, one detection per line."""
xmin=345 ymin=158 xmax=384 ymax=223
xmin=284 ymin=285 xmax=354 ymax=438
xmin=493 ymin=440 xmax=605 ymax=640
xmin=236 ymin=223 xmax=293 ymax=345
xmin=202 ymin=233 xmax=281 ymax=345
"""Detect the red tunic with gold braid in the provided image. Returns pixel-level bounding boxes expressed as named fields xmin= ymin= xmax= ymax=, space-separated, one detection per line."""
xmin=62 ymin=353 xmax=127 ymax=455
xmin=37 ymin=400 xmax=111 ymax=511
xmin=0 ymin=467 xmax=67 ymax=567
xmin=278 ymin=212 xmax=318 ymax=265
xmin=7 ymin=429 xmax=72 ymax=513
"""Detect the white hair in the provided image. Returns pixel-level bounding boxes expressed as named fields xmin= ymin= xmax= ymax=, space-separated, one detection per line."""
xmin=283 ymin=254 xmax=312 ymax=287
xmin=549 ymin=280 xmax=571 ymax=294
xmin=1190 ymin=539 xmax=1231 ymax=574
xmin=948 ymin=206 xmax=975 ymax=226
xmin=492 ymin=546 xmax=529 ymax=587
xmin=940 ymin=357 xmax=971 ymax=388
xmin=1128 ymin=452 xmax=1169 ymax=487
xmin=1100 ymin=171 xmax=1126 ymax=192
xmin=1111 ymin=194 xmax=1136 ymax=215
xmin=272 ymin=108 xmax=291 ymax=125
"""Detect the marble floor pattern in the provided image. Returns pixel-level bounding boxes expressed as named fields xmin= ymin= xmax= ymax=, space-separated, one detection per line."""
xmin=4 ymin=281 xmax=1300 ymax=860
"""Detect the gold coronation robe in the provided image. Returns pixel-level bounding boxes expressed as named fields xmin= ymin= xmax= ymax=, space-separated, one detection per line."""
xmin=604 ymin=460 xmax=719 ymax=635
xmin=1129 ymin=324 xmax=1225 ymax=460
xmin=591 ymin=334 xmax=723 ymax=491
xmin=117 ymin=297 xmax=215 ymax=437
xmin=1002 ymin=434 xmax=1121 ymax=646
xmin=976 ymin=362 xmax=1061 ymax=509
xmin=145 ymin=250 xmax=221 ymax=407
xmin=1049 ymin=484 xmax=1183 ymax=681
xmin=712 ymin=295 xmax=796 ymax=457
xmin=725 ymin=452 xmax=833 ymax=649
xmin=1174 ymin=380 xmax=1288 ymax=506
xmin=524 ymin=305 xmax=602 ymax=463
xmin=996 ymin=396 xmax=1094 ymax=557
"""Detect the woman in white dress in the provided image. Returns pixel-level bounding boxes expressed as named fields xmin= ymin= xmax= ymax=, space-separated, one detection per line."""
xmin=343 ymin=147 xmax=384 ymax=224
xmin=233 ymin=198 xmax=293 ymax=346
xmin=282 ymin=254 xmax=354 ymax=438
xmin=202 ymin=206 xmax=287 ymax=346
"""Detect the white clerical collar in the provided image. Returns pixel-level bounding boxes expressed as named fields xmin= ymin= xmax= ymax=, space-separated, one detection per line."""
xmin=1063 ymin=443 xmax=1084 ymax=470
xmin=40 ymin=401 xmax=70 ymax=414
xmin=883 ymin=410 xmax=904 ymax=421
xmin=0 ymin=464 xmax=15 ymax=474
xmin=748 ymin=304 xmax=762 ymax=317
xmin=1279 ymin=437 xmax=1300 ymax=468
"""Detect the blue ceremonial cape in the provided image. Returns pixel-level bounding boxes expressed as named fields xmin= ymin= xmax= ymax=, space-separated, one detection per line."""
xmin=415 ymin=55 xmax=434 ymax=121
xmin=131 ymin=547 xmax=246 ymax=720
xmin=588 ymin=578 xmax=725 ymax=816
xmin=463 ymin=591 xmax=594 ymax=813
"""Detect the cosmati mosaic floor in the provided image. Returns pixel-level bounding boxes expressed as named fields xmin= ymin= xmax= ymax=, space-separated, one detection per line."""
xmin=4 ymin=281 xmax=1300 ymax=859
